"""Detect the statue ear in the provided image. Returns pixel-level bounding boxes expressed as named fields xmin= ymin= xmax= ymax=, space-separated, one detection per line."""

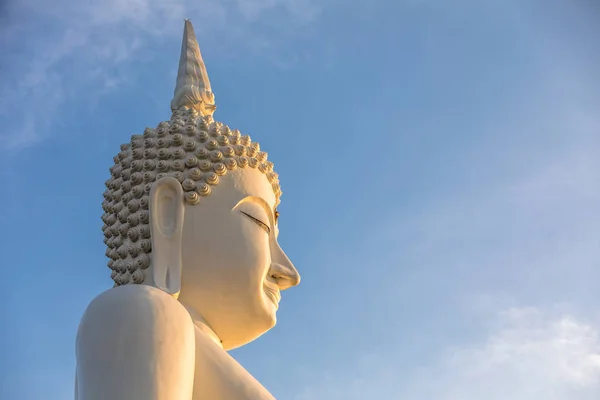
xmin=149 ymin=177 xmax=185 ymax=298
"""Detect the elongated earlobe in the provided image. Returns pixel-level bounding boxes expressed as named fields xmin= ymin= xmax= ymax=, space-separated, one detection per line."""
xmin=149 ymin=177 xmax=185 ymax=297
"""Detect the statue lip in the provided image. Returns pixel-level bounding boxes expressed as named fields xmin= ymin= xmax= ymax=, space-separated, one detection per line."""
xmin=263 ymin=279 xmax=281 ymax=308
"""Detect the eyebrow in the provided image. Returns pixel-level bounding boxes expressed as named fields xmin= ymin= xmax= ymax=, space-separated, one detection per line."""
xmin=234 ymin=196 xmax=275 ymax=227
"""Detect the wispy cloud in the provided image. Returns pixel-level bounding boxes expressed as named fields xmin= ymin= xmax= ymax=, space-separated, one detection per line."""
xmin=408 ymin=307 xmax=600 ymax=400
xmin=0 ymin=0 xmax=321 ymax=151
xmin=293 ymin=307 xmax=600 ymax=400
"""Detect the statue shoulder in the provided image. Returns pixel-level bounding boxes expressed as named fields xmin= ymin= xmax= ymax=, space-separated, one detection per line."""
xmin=76 ymin=285 xmax=195 ymax=400
xmin=79 ymin=284 xmax=192 ymax=328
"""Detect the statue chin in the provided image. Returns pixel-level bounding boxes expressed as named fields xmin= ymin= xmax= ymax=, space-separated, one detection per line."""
xmin=190 ymin=291 xmax=279 ymax=351
xmin=179 ymin=290 xmax=278 ymax=351
xmin=76 ymin=20 xmax=300 ymax=400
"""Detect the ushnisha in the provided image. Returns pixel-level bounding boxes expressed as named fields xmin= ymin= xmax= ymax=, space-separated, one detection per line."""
xmin=76 ymin=20 xmax=300 ymax=400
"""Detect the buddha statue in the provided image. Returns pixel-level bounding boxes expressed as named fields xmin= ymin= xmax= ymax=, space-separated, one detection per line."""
xmin=75 ymin=20 xmax=301 ymax=400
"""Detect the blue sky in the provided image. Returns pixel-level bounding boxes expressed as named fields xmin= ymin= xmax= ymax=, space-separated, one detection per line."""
xmin=1 ymin=0 xmax=600 ymax=399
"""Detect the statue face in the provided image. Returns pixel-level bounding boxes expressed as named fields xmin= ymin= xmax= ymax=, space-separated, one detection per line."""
xmin=176 ymin=168 xmax=300 ymax=350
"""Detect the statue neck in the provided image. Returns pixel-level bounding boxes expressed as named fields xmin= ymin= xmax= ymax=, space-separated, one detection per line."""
xmin=183 ymin=303 xmax=223 ymax=349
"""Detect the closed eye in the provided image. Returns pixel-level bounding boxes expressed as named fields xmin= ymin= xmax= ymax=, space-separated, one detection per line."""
xmin=240 ymin=211 xmax=271 ymax=234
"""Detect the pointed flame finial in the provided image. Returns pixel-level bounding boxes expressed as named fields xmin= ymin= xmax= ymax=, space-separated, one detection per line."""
xmin=171 ymin=19 xmax=216 ymax=117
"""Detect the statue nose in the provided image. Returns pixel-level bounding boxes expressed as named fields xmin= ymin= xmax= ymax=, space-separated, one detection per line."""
xmin=269 ymin=245 xmax=300 ymax=290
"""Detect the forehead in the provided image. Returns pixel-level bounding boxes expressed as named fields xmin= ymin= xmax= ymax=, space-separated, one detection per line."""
xmin=214 ymin=168 xmax=277 ymax=211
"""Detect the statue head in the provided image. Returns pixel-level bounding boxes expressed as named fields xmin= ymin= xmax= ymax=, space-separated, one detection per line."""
xmin=100 ymin=20 xmax=300 ymax=350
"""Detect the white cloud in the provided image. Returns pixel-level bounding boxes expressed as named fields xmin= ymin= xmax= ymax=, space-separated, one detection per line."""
xmin=294 ymin=308 xmax=600 ymax=400
xmin=0 ymin=0 xmax=321 ymax=151
xmin=413 ymin=308 xmax=600 ymax=400
xmin=410 ymin=308 xmax=600 ymax=400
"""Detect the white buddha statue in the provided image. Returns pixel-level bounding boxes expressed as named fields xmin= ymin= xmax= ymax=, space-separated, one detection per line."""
xmin=75 ymin=20 xmax=300 ymax=400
